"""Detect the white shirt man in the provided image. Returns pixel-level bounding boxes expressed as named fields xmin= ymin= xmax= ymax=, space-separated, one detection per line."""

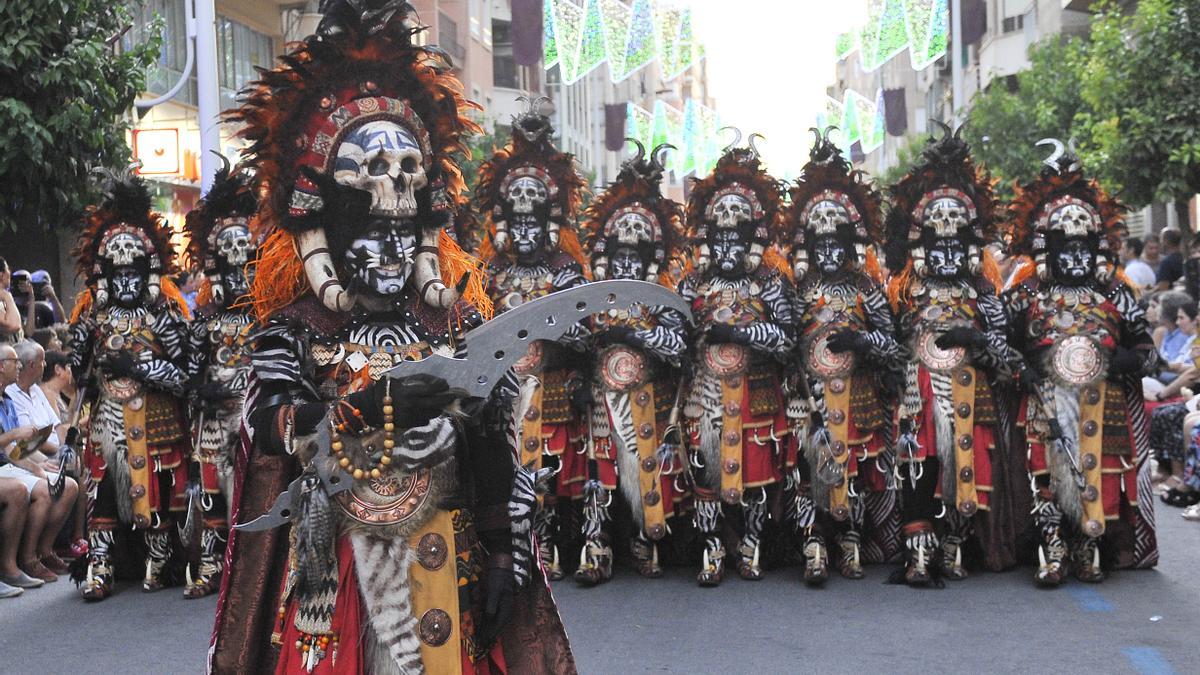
xmin=5 ymin=381 xmax=61 ymax=450
xmin=1120 ymin=237 xmax=1157 ymax=290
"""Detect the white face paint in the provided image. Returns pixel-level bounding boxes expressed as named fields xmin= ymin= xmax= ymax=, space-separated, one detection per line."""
xmin=103 ymin=232 xmax=147 ymax=267
xmin=333 ymin=120 xmax=427 ymax=218
xmin=711 ymin=193 xmax=753 ymax=229
xmin=507 ymin=176 xmax=548 ymax=215
xmin=922 ymin=197 xmax=969 ymax=237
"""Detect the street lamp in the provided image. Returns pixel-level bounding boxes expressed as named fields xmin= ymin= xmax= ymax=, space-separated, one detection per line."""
xmin=133 ymin=0 xmax=222 ymax=195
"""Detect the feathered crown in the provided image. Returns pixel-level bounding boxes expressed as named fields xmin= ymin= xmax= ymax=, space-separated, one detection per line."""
xmin=883 ymin=122 xmax=997 ymax=279
xmin=1004 ymin=138 xmax=1126 ymax=283
xmin=74 ymin=162 xmax=177 ymax=310
xmin=786 ymin=127 xmax=884 ymax=280
xmin=684 ymin=130 xmax=786 ymax=274
xmin=230 ymin=0 xmax=490 ymax=320
xmin=183 ymin=154 xmax=258 ymax=306
xmin=581 ymin=140 xmax=684 ymax=284
xmin=474 ymin=95 xmax=587 ymax=263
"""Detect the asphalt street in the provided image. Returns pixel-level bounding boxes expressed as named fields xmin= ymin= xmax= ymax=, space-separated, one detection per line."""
xmin=2 ymin=511 xmax=1193 ymax=674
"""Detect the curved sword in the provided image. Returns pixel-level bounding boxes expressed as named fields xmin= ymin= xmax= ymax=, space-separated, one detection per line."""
xmin=237 ymin=279 xmax=692 ymax=532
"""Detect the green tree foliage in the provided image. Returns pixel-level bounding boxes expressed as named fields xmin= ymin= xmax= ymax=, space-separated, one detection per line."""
xmin=0 ymin=0 xmax=161 ymax=232
xmin=1081 ymin=0 xmax=1200 ymax=216
xmin=962 ymin=37 xmax=1093 ymax=199
xmin=878 ymin=133 xmax=932 ymax=187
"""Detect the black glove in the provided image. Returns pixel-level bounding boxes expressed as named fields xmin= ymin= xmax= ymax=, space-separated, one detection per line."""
xmin=194 ymin=381 xmax=234 ymax=402
xmin=1017 ymin=366 xmax=1045 ymax=396
xmin=935 ymin=326 xmax=988 ymax=350
xmin=604 ymin=325 xmax=639 ymax=346
xmin=98 ymin=351 xmax=139 ymax=380
xmin=706 ymin=323 xmax=744 ymax=345
xmin=1108 ymin=347 xmax=1143 ymax=377
xmin=294 ymin=165 xmax=373 ymax=229
xmin=476 ymin=561 xmax=515 ymax=651
xmin=569 ymin=381 xmax=593 ymax=413
xmin=346 ymin=374 xmax=460 ymax=429
xmin=826 ymin=329 xmax=869 ymax=354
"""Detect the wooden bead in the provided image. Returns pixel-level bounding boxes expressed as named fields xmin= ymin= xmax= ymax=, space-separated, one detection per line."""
xmin=338 ymin=457 xmax=351 ymax=468
xmin=353 ymin=468 xmax=365 ymax=480
xmin=383 ymin=439 xmax=395 ymax=449
xmin=331 ymin=441 xmax=343 ymax=452
xmin=383 ymin=422 xmax=395 ymax=432
xmin=380 ymin=454 xmax=392 ymax=466
xmin=383 ymin=405 xmax=394 ymax=415
xmin=370 ymin=468 xmax=381 ymax=479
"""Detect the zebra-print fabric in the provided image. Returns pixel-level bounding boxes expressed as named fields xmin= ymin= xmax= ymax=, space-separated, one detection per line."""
xmin=351 ymin=533 xmax=423 ymax=674
xmin=509 ymin=459 xmax=554 ymax=588
xmin=392 ymin=417 xmax=458 ymax=470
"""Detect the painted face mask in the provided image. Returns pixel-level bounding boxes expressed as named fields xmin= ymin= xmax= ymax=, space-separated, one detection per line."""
xmin=111 ymin=266 xmax=146 ymax=308
xmin=1052 ymin=238 xmax=1095 ymax=283
xmin=711 ymin=228 xmax=747 ymax=278
xmin=343 ymin=220 xmax=418 ymax=297
xmin=510 ymin=217 xmax=547 ymax=261
xmin=813 ymin=234 xmax=848 ymax=274
xmin=926 ymin=237 xmax=967 ymax=279
xmin=609 ymin=245 xmax=645 ymax=280
xmin=215 ymin=222 xmax=253 ymax=299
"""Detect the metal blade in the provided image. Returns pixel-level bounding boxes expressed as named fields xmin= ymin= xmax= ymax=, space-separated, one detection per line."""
xmin=235 ymin=471 xmax=308 ymax=532
xmin=382 ymin=279 xmax=691 ymax=398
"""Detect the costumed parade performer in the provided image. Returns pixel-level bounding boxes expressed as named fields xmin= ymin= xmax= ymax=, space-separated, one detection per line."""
xmin=208 ymin=3 xmax=577 ymax=673
xmin=181 ymin=157 xmax=258 ymax=599
xmin=785 ymin=129 xmax=901 ymax=585
xmin=575 ymin=141 xmax=691 ymax=585
xmin=679 ymin=132 xmax=797 ymax=586
xmin=1004 ymin=139 xmax=1159 ymax=586
xmin=474 ymin=96 xmax=590 ymax=582
xmin=68 ymin=165 xmax=192 ymax=600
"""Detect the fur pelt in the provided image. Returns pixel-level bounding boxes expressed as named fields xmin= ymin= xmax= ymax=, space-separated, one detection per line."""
xmin=604 ymin=390 xmax=648 ymax=531
xmin=1049 ymin=384 xmax=1085 ymax=526
xmin=352 ymin=532 xmax=424 ymax=674
xmin=91 ymin=396 xmax=134 ymax=524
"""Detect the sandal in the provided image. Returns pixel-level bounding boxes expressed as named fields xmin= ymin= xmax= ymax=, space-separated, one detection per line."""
xmin=69 ymin=538 xmax=89 ymax=559
xmin=1182 ymin=503 xmax=1200 ymax=522
xmin=1160 ymin=488 xmax=1200 ymax=507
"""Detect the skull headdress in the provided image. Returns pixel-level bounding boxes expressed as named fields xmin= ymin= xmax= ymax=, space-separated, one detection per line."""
xmin=74 ymin=163 xmax=180 ymax=313
xmin=785 ymin=128 xmax=884 ymax=280
xmin=684 ymin=131 xmax=785 ymax=274
xmin=883 ymin=123 xmax=998 ymax=283
xmin=229 ymin=3 xmax=491 ymax=320
xmin=475 ymin=96 xmax=587 ymax=264
xmin=183 ymin=156 xmax=259 ymax=308
xmin=1004 ymin=139 xmax=1125 ymax=284
xmin=581 ymin=140 xmax=684 ymax=283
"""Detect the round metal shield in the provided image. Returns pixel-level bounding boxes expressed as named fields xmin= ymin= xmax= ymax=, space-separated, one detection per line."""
xmin=1049 ymin=334 xmax=1105 ymax=387
xmin=599 ymin=345 xmax=647 ymax=392
xmin=703 ymin=343 xmax=748 ymax=376
xmin=915 ymin=329 xmax=966 ymax=373
xmin=512 ymin=340 xmax=544 ymax=375
xmin=805 ymin=324 xmax=855 ymax=379
xmin=336 ymin=466 xmax=433 ymax=526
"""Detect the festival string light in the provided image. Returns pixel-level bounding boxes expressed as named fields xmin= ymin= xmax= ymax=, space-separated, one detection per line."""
xmin=817 ymin=89 xmax=886 ymax=156
xmin=836 ymin=0 xmax=948 ymax=72
xmin=544 ymin=0 xmax=705 ymax=85
xmin=626 ymin=99 xmax=722 ymax=178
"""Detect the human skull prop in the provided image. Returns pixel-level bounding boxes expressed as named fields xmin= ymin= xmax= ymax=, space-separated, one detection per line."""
xmin=507 ymin=176 xmax=548 ymax=215
xmin=1050 ymin=202 xmax=1097 ymax=238
xmin=103 ymin=232 xmax=147 ymax=267
xmin=215 ymin=221 xmax=253 ymax=266
xmin=333 ymin=120 xmax=427 ymax=218
xmin=922 ymin=197 xmax=970 ymax=237
xmin=805 ymin=199 xmax=851 ymax=236
xmin=711 ymin=193 xmax=753 ymax=230
xmin=609 ymin=207 xmax=655 ymax=246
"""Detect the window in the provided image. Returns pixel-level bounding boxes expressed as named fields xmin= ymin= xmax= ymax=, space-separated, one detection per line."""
xmin=126 ymin=0 xmax=196 ymax=105
xmin=216 ymin=17 xmax=274 ymax=110
xmin=439 ymin=12 xmax=465 ymax=61
xmin=492 ymin=19 xmax=517 ymax=89
xmin=469 ymin=0 xmax=481 ymax=38
xmin=1002 ymin=14 xmax=1024 ymax=33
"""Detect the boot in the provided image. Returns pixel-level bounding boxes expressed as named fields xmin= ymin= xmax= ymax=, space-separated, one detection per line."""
xmin=1035 ymin=527 xmax=1068 ymax=587
xmin=81 ymin=529 xmax=115 ymax=602
xmin=697 ymin=539 xmax=725 ymax=587
xmin=534 ymin=507 xmax=564 ymax=582
xmin=902 ymin=521 xmax=937 ymax=587
xmin=540 ymin=540 xmax=565 ymax=581
xmin=573 ymin=536 xmax=613 ymax=587
xmin=941 ymin=534 xmax=968 ymax=581
xmin=184 ymin=527 xmax=226 ymax=599
xmin=835 ymin=531 xmax=864 ymax=580
xmin=630 ymin=535 xmax=663 ymax=579
xmin=802 ymin=532 xmax=828 ymax=587
xmin=143 ymin=529 xmax=171 ymax=593
xmin=736 ymin=538 xmax=763 ymax=581
xmin=1073 ymin=536 xmax=1105 ymax=583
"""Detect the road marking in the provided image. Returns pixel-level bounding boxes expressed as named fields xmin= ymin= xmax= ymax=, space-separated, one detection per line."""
xmin=1066 ymin=586 xmax=1114 ymax=612
xmin=1121 ymin=647 xmax=1175 ymax=675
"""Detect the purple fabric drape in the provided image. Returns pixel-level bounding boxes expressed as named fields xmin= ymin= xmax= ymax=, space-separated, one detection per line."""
xmin=512 ymin=0 xmax=543 ymax=66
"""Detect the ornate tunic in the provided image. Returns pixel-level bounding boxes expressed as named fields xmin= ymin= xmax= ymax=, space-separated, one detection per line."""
xmin=69 ymin=299 xmax=191 ymax=527
xmin=795 ymin=273 xmax=898 ymax=520
xmin=488 ymin=251 xmax=589 ymax=499
xmin=895 ymin=277 xmax=1018 ymax=517
xmin=1007 ymin=278 xmax=1156 ymax=550
xmin=680 ymin=268 xmax=797 ymax=504
xmin=588 ymin=304 xmax=689 ymax=539
xmin=187 ymin=304 xmax=254 ymax=497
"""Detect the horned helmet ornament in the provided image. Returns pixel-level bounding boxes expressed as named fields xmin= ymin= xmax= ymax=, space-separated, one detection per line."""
xmin=1005 ymin=138 xmax=1124 ymax=285
xmin=582 ymin=140 xmax=684 ymax=283
xmin=685 ymin=129 xmax=784 ymax=275
xmin=786 ymin=127 xmax=883 ymax=281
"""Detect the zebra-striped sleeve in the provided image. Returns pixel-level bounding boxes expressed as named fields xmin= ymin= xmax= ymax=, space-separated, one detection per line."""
xmin=1110 ymin=283 xmax=1160 ymax=375
xmin=251 ymin=325 xmax=305 ymax=384
xmin=185 ymin=314 xmax=208 ymax=382
xmin=974 ymin=290 xmax=1023 ymax=378
xmin=736 ymin=274 xmax=796 ymax=354
xmin=633 ymin=307 xmax=688 ymax=364
xmin=861 ymin=285 xmax=901 ymax=363
xmin=137 ymin=309 xmax=188 ymax=396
